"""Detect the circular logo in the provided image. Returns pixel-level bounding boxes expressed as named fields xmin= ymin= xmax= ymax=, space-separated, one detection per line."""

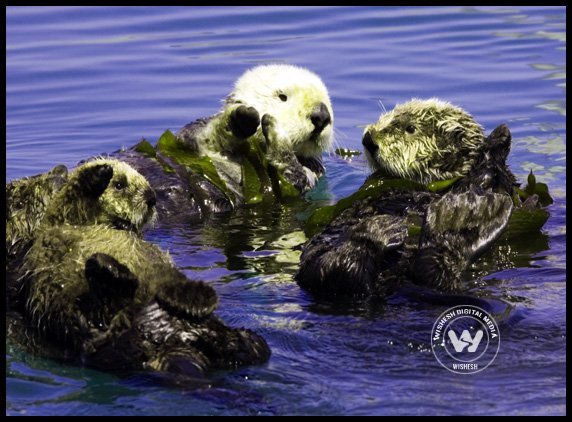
xmin=431 ymin=305 xmax=500 ymax=374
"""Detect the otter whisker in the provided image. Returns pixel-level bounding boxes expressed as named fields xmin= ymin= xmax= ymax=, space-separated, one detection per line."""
xmin=378 ymin=98 xmax=388 ymax=114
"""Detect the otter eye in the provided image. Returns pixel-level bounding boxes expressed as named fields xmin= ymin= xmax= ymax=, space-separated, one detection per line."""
xmin=405 ymin=125 xmax=416 ymax=134
xmin=114 ymin=181 xmax=125 ymax=191
xmin=278 ymin=93 xmax=287 ymax=102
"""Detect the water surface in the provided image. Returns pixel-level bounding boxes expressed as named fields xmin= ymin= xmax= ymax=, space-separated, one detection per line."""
xmin=6 ymin=6 xmax=566 ymax=416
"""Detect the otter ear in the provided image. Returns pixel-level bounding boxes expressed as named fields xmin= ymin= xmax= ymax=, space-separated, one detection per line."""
xmin=85 ymin=253 xmax=139 ymax=301
xmin=48 ymin=164 xmax=69 ymax=191
xmin=77 ymin=164 xmax=114 ymax=199
xmin=48 ymin=164 xmax=68 ymax=178
xmin=485 ymin=124 xmax=511 ymax=161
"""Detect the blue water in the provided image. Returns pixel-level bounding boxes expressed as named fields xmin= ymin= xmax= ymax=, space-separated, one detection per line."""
xmin=6 ymin=6 xmax=566 ymax=416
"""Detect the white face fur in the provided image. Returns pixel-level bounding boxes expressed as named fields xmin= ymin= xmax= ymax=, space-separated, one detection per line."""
xmin=226 ymin=64 xmax=334 ymax=158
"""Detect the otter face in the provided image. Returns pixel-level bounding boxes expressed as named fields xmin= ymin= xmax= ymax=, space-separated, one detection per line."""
xmin=59 ymin=159 xmax=157 ymax=232
xmin=92 ymin=160 xmax=157 ymax=232
xmin=362 ymin=99 xmax=485 ymax=184
xmin=227 ymin=64 xmax=334 ymax=158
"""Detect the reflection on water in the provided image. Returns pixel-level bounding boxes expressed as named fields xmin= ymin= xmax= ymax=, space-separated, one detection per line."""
xmin=6 ymin=5 xmax=566 ymax=416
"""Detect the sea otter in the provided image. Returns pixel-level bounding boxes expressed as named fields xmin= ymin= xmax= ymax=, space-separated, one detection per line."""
xmin=111 ymin=64 xmax=334 ymax=219
xmin=14 ymin=159 xmax=270 ymax=377
xmin=296 ymin=99 xmax=523 ymax=298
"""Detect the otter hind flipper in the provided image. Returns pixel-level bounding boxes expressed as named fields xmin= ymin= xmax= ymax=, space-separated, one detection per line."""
xmin=85 ymin=252 xmax=139 ymax=300
xmin=427 ymin=189 xmax=514 ymax=258
xmin=487 ymin=123 xmax=511 ymax=161
xmin=454 ymin=123 xmax=517 ymax=195
xmin=82 ymin=253 xmax=139 ymax=348
xmin=217 ymin=327 xmax=271 ymax=368
xmin=412 ymin=189 xmax=513 ymax=290
xmin=155 ymin=278 xmax=219 ymax=320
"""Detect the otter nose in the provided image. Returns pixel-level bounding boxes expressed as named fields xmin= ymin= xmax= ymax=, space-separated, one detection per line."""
xmin=144 ymin=188 xmax=157 ymax=208
xmin=310 ymin=103 xmax=331 ymax=132
xmin=362 ymin=131 xmax=379 ymax=156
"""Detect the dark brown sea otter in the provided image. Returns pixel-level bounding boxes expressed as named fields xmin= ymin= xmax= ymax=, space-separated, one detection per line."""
xmin=296 ymin=99 xmax=527 ymax=298
xmin=12 ymin=159 xmax=270 ymax=378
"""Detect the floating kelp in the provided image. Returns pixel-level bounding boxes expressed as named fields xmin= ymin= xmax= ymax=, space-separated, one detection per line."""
xmin=506 ymin=170 xmax=553 ymax=237
xmin=133 ymin=130 xmax=300 ymax=207
xmin=504 ymin=206 xmax=549 ymax=237
xmin=239 ymin=136 xmax=301 ymax=204
xmin=514 ymin=170 xmax=554 ymax=207
xmin=426 ymin=176 xmax=463 ymax=193
xmin=305 ymin=174 xmax=426 ymax=237
xmin=155 ymin=130 xmax=236 ymax=206
xmin=305 ymin=171 xmax=553 ymax=237
xmin=133 ymin=139 xmax=156 ymax=158
xmin=133 ymin=138 xmax=177 ymax=174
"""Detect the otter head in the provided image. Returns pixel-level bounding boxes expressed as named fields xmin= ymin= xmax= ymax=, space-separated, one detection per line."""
xmin=6 ymin=164 xmax=68 ymax=260
xmin=45 ymin=159 xmax=157 ymax=232
xmin=227 ymin=64 xmax=334 ymax=158
xmin=362 ymin=98 xmax=485 ymax=184
xmin=95 ymin=160 xmax=157 ymax=231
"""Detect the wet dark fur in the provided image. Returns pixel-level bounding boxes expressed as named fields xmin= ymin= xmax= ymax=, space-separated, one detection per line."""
xmin=296 ymin=124 xmax=518 ymax=298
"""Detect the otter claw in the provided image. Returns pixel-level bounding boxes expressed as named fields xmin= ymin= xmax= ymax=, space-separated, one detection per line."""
xmin=229 ymin=105 xmax=260 ymax=138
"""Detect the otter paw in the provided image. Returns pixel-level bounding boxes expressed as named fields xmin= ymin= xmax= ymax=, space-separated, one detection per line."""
xmin=79 ymin=163 xmax=114 ymax=198
xmin=83 ymin=311 xmax=133 ymax=355
xmin=480 ymin=123 xmax=512 ymax=165
xmin=85 ymin=253 xmax=139 ymax=299
xmin=156 ymin=280 xmax=218 ymax=319
xmin=261 ymin=114 xmax=278 ymax=145
xmin=229 ymin=105 xmax=260 ymax=139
